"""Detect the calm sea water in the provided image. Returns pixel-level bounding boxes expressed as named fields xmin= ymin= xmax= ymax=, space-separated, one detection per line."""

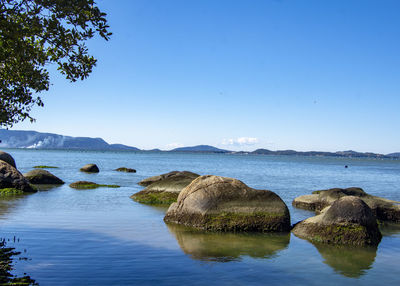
xmin=1 ymin=149 xmax=400 ymax=285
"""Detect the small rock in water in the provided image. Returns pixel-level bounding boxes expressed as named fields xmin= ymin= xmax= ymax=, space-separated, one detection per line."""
xmin=115 ymin=167 xmax=136 ymax=173
xmin=24 ymin=169 xmax=64 ymax=185
xmin=80 ymin=164 xmax=99 ymax=173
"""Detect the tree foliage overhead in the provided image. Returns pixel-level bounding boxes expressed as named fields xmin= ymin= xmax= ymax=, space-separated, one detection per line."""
xmin=0 ymin=0 xmax=111 ymax=127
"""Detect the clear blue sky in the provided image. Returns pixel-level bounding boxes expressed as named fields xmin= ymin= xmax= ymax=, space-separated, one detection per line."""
xmin=12 ymin=0 xmax=400 ymax=153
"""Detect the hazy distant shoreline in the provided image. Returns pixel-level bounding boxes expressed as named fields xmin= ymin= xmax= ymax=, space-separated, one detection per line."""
xmin=1 ymin=129 xmax=399 ymax=159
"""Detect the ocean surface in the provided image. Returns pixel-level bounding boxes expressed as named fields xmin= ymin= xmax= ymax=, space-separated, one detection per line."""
xmin=1 ymin=149 xmax=400 ymax=285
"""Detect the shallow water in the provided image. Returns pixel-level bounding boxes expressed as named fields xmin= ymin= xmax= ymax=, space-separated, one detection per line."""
xmin=1 ymin=149 xmax=400 ymax=285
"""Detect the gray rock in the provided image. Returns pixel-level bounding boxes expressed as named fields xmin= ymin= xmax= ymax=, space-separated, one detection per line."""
xmin=80 ymin=164 xmax=99 ymax=173
xmin=164 ymin=175 xmax=291 ymax=232
xmin=24 ymin=169 xmax=64 ymax=185
xmin=292 ymin=196 xmax=382 ymax=246
xmin=0 ymin=151 xmax=16 ymax=168
xmin=138 ymin=171 xmax=199 ymax=187
xmin=0 ymin=161 xmax=35 ymax=192
xmin=132 ymin=171 xmax=200 ymax=205
xmin=292 ymin=187 xmax=400 ymax=222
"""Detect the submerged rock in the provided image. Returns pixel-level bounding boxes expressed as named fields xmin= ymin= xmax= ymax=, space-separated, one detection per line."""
xmin=115 ymin=167 xmax=136 ymax=173
xmin=0 ymin=161 xmax=35 ymax=193
xmin=69 ymin=181 xmax=120 ymax=189
xmin=292 ymin=196 xmax=382 ymax=246
xmin=164 ymin=175 xmax=291 ymax=232
xmin=33 ymin=165 xmax=58 ymax=169
xmin=132 ymin=171 xmax=199 ymax=205
xmin=292 ymin=187 xmax=400 ymax=222
xmin=0 ymin=151 xmax=16 ymax=168
xmin=24 ymin=169 xmax=64 ymax=185
xmin=80 ymin=164 xmax=99 ymax=173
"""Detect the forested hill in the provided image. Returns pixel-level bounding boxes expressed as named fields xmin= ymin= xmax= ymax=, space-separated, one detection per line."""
xmin=0 ymin=129 xmax=139 ymax=151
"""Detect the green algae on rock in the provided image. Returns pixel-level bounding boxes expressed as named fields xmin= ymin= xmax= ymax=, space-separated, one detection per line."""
xmin=292 ymin=187 xmax=400 ymax=222
xmin=115 ymin=167 xmax=136 ymax=173
xmin=69 ymin=181 xmax=120 ymax=190
xmin=0 ymin=188 xmax=24 ymax=196
xmin=131 ymin=190 xmax=178 ymax=205
xmin=292 ymin=196 xmax=382 ymax=246
xmin=33 ymin=165 xmax=59 ymax=169
xmin=24 ymin=169 xmax=64 ymax=185
xmin=164 ymin=175 xmax=291 ymax=232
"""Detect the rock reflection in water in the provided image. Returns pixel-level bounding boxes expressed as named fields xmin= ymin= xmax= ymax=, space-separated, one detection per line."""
xmin=312 ymin=242 xmax=377 ymax=278
xmin=0 ymin=195 xmax=27 ymax=218
xmin=379 ymin=222 xmax=400 ymax=237
xmin=166 ymin=223 xmax=290 ymax=262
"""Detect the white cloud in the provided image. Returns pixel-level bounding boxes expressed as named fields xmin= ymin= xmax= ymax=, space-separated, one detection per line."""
xmin=222 ymin=137 xmax=259 ymax=146
xmin=166 ymin=142 xmax=184 ymax=150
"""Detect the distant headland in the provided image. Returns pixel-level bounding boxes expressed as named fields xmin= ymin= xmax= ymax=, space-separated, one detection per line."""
xmin=0 ymin=129 xmax=398 ymax=159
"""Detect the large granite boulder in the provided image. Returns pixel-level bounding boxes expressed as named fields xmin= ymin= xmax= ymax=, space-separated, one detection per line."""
xmin=80 ymin=164 xmax=99 ymax=173
xmin=131 ymin=171 xmax=200 ymax=205
xmin=0 ymin=151 xmax=16 ymax=168
xmin=292 ymin=196 xmax=382 ymax=246
xmin=292 ymin=187 xmax=400 ymax=222
xmin=164 ymin=175 xmax=291 ymax=232
xmin=0 ymin=161 xmax=35 ymax=193
xmin=24 ymin=169 xmax=64 ymax=185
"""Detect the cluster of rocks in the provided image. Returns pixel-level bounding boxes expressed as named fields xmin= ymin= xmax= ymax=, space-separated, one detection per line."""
xmin=0 ymin=151 xmax=134 ymax=193
xmin=132 ymin=170 xmax=400 ymax=247
xmin=293 ymin=187 xmax=400 ymax=222
xmin=1 ymin=148 xmax=397 ymax=248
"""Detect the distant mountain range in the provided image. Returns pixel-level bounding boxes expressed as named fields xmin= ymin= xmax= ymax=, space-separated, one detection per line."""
xmin=0 ymin=129 xmax=139 ymax=151
xmin=0 ymin=129 xmax=398 ymax=158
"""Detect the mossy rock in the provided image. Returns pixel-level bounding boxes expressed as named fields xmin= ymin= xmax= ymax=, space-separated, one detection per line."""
xmin=115 ymin=167 xmax=136 ymax=173
xmin=0 ymin=188 xmax=24 ymax=196
xmin=80 ymin=164 xmax=99 ymax=173
xmin=164 ymin=175 xmax=291 ymax=232
xmin=69 ymin=181 xmax=120 ymax=190
xmin=33 ymin=165 xmax=58 ymax=169
xmin=131 ymin=190 xmax=178 ymax=205
xmin=292 ymin=196 xmax=382 ymax=246
xmin=292 ymin=187 xmax=400 ymax=222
